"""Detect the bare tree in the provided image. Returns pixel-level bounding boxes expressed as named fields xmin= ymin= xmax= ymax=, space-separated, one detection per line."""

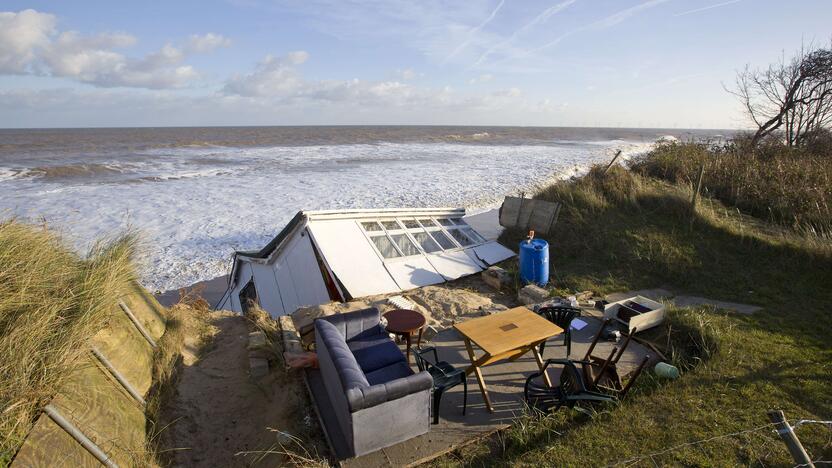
xmin=730 ymin=42 xmax=832 ymax=147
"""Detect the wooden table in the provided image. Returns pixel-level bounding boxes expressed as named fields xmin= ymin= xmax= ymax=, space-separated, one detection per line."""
xmin=453 ymin=306 xmax=563 ymax=412
xmin=383 ymin=309 xmax=426 ymax=364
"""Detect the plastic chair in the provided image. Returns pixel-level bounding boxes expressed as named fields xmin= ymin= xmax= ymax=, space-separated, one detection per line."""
xmin=535 ymin=306 xmax=580 ymax=357
xmin=414 ymin=346 xmax=467 ymax=424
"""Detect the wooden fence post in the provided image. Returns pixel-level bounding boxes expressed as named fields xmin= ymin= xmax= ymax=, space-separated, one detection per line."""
xmin=603 ymin=150 xmax=623 ymax=175
xmin=768 ymin=409 xmax=814 ymax=467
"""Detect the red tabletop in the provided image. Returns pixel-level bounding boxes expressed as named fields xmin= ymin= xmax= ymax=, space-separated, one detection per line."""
xmin=383 ymin=309 xmax=426 ymax=333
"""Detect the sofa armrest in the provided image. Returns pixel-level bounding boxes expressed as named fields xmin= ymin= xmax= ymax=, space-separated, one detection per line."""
xmin=346 ymin=371 xmax=433 ymax=412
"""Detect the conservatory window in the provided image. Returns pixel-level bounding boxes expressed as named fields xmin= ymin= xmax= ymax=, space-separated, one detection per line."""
xmin=448 ymin=228 xmax=476 ymax=247
xmin=411 ymin=231 xmax=442 ymax=253
xmin=381 ymin=220 xmax=402 ymax=230
xmin=361 ymin=221 xmax=382 ymax=232
xmin=371 ymin=235 xmax=402 ymax=259
xmin=390 ymin=234 xmax=421 ymax=256
xmin=430 ymin=230 xmax=457 ymax=250
xmin=417 ymin=218 xmax=437 ymax=227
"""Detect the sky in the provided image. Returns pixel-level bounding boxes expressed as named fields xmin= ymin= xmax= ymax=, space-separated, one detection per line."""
xmin=0 ymin=0 xmax=829 ymax=129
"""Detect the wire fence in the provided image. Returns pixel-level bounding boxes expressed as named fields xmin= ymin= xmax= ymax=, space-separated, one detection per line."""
xmin=604 ymin=418 xmax=832 ymax=467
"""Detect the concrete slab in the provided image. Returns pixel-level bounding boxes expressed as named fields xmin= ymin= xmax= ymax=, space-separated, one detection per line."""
xmin=306 ymin=314 xmax=654 ymax=467
xmin=605 ymin=289 xmax=762 ymax=315
xmin=605 ymin=289 xmax=674 ymax=303
xmin=672 ymin=296 xmax=762 ymax=315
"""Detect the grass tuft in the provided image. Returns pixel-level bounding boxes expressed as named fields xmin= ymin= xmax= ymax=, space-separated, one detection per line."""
xmin=0 ymin=220 xmax=137 ymax=465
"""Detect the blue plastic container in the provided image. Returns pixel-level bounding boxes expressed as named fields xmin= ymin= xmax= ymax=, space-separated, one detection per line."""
xmin=519 ymin=239 xmax=549 ymax=286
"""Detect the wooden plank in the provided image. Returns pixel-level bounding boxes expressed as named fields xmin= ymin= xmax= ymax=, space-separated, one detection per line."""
xmin=498 ymin=197 xmax=523 ymax=228
xmin=91 ymin=306 xmax=154 ymax=396
xmin=529 ymin=201 xmax=558 ymax=234
xmin=11 ymin=413 xmax=101 ymax=468
xmin=517 ymin=200 xmax=534 ymax=231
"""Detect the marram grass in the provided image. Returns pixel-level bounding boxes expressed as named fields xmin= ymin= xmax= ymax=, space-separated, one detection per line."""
xmin=0 ymin=220 xmax=138 ymax=466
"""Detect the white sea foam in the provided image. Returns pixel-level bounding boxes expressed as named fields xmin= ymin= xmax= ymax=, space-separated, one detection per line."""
xmin=0 ymin=140 xmax=654 ymax=292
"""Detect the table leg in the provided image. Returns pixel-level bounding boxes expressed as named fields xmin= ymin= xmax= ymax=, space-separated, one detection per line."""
xmin=532 ymin=343 xmax=553 ymax=388
xmin=463 ymin=338 xmax=493 ymax=413
xmin=405 ymin=332 xmax=412 ymax=364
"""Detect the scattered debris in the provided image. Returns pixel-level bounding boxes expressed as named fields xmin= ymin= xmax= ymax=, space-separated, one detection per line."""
xmin=518 ymin=284 xmax=550 ymax=305
xmin=481 ymin=266 xmax=512 ymax=291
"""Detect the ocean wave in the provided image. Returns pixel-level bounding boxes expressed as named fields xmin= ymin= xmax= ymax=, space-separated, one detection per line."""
xmin=1 ymin=137 xmax=663 ymax=292
xmin=22 ymin=163 xmax=125 ymax=180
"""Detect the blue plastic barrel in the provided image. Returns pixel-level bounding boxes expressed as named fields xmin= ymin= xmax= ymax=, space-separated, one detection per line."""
xmin=519 ymin=239 xmax=549 ymax=286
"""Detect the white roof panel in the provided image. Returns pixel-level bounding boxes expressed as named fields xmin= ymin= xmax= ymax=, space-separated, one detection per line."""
xmin=469 ymin=241 xmax=516 ymax=266
xmin=429 ymin=250 xmax=483 ymax=280
xmin=307 ymin=219 xmax=401 ymax=298
xmin=386 ymin=257 xmax=446 ymax=290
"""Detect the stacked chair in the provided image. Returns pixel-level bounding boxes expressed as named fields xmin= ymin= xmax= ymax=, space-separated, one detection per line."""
xmin=525 ymin=318 xmax=651 ymax=413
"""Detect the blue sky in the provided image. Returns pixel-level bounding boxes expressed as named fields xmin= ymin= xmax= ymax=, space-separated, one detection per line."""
xmin=0 ymin=0 xmax=829 ymax=128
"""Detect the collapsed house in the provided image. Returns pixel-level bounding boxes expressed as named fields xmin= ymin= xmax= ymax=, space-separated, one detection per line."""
xmin=217 ymin=208 xmax=515 ymax=317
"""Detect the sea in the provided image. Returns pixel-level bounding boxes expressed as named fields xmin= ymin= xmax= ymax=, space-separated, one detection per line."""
xmin=0 ymin=126 xmax=727 ymax=293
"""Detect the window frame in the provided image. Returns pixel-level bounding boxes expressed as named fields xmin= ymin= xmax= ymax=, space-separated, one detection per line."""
xmin=357 ymin=215 xmax=488 ymax=262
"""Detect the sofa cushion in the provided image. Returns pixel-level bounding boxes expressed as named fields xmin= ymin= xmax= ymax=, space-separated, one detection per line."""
xmin=320 ymin=307 xmax=384 ymax=342
xmin=365 ymin=361 xmax=413 ymax=386
xmin=348 ymin=334 xmax=406 ymax=373
xmin=315 ymin=319 xmax=369 ymax=390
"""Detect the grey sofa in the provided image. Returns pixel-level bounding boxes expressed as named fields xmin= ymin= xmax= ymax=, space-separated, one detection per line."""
xmin=315 ymin=307 xmax=432 ymax=457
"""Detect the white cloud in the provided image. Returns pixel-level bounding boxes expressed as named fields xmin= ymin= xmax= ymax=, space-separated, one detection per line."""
xmin=0 ymin=9 xmax=56 ymax=73
xmin=186 ymin=33 xmax=231 ymax=53
xmin=222 ymin=53 xmax=307 ymax=97
xmin=468 ymin=73 xmax=493 ymax=84
xmin=0 ymin=9 xmax=227 ymax=89
xmin=395 ymin=68 xmax=419 ymax=80
xmin=222 ymin=52 xmax=532 ymax=114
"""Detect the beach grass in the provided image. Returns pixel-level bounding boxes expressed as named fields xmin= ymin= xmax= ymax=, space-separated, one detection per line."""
xmin=0 ymin=220 xmax=137 ymax=466
xmin=631 ymin=140 xmax=832 ymax=237
xmin=432 ymin=165 xmax=832 ymax=466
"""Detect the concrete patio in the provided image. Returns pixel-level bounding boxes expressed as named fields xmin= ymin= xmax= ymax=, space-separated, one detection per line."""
xmin=305 ymin=308 xmax=655 ymax=467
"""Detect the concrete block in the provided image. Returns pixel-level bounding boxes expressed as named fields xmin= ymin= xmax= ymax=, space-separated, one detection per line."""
xmin=248 ymin=331 xmax=267 ymax=350
xmin=482 ymin=266 xmax=512 ymax=291
xmin=518 ymin=284 xmax=550 ymax=306
xmin=278 ymin=316 xmax=303 ymax=354
xmin=249 ymin=357 xmax=269 ymax=379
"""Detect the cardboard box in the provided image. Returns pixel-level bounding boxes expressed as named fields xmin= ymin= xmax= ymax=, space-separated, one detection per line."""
xmin=603 ymin=295 xmax=665 ymax=333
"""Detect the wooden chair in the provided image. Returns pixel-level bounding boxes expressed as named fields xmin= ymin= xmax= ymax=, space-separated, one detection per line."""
xmin=580 ymin=319 xmax=650 ymax=398
xmin=414 ymin=346 xmax=467 ymax=424
xmin=524 ymin=358 xmax=616 ymax=414
xmin=535 ymin=305 xmax=580 ymax=357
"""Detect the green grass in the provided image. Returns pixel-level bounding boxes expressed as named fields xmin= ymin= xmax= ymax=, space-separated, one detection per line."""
xmin=0 ymin=220 xmax=137 ymax=466
xmin=432 ymin=166 xmax=832 ymax=466
xmin=631 ymin=140 xmax=832 ymax=237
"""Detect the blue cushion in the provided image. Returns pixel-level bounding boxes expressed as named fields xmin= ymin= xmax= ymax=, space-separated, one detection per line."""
xmin=365 ymin=361 xmax=414 ymax=386
xmin=348 ymin=334 xmax=406 ymax=373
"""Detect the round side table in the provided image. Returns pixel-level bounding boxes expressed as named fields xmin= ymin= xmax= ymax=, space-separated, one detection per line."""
xmin=383 ymin=309 xmax=426 ymax=364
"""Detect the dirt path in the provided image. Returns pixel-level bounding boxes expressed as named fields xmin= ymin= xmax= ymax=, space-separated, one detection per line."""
xmin=161 ymin=311 xmax=314 ymax=467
